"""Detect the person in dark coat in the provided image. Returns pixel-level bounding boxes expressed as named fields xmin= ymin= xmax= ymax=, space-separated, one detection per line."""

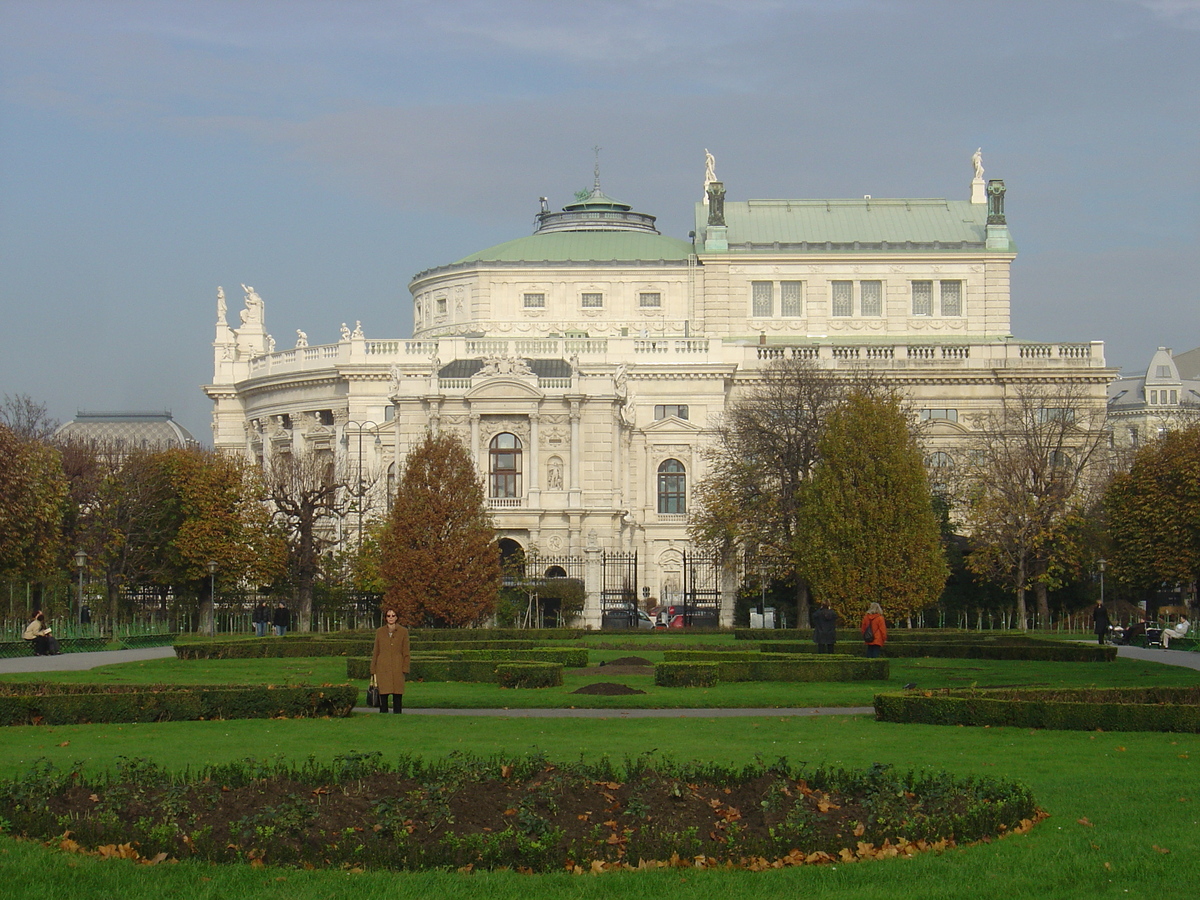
xmin=371 ymin=607 xmax=411 ymax=713
xmin=1092 ymin=601 xmax=1110 ymax=645
xmin=252 ymin=602 xmax=270 ymax=637
xmin=812 ymin=601 xmax=838 ymax=653
xmin=272 ymin=601 xmax=291 ymax=637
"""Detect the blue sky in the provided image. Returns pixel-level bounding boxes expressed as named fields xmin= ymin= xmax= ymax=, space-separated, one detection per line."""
xmin=1 ymin=0 xmax=1197 ymax=441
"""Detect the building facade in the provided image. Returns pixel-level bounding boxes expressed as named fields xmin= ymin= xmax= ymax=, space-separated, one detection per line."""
xmin=204 ymin=154 xmax=1113 ymax=626
xmin=1107 ymin=346 xmax=1200 ymax=451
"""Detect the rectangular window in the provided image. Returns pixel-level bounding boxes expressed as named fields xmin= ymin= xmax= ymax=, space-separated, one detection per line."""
xmin=860 ymin=280 xmax=882 ymax=316
xmin=436 ymin=297 xmax=447 ymax=317
xmin=1036 ymin=407 xmax=1076 ymax=424
xmin=639 ymin=291 xmax=662 ymax=308
xmin=940 ymin=280 xmax=962 ymax=316
xmin=523 ymin=292 xmax=546 ymax=308
xmin=919 ymin=409 xmax=959 ymax=423
xmin=1156 ymin=365 xmax=1171 ymax=377
xmin=581 ymin=292 xmax=603 ymax=308
xmin=751 ymin=281 xmax=773 ymax=316
xmin=781 ymin=281 xmax=802 ymax=316
xmin=654 ymin=405 xmax=689 ymax=420
xmin=1171 ymin=390 xmax=1178 ymax=404
xmin=912 ymin=281 xmax=933 ymax=316
xmin=831 ymin=281 xmax=853 ymax=316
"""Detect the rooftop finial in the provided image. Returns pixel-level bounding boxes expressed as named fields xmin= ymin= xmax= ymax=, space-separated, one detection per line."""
xmin=592 ymin=145 xmax=602 ymax=194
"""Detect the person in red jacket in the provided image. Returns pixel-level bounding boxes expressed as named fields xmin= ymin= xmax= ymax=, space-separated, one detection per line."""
xmin=861 ymin=602 xmax=888 ymax=658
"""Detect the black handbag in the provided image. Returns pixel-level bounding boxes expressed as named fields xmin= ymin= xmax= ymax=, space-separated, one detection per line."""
xmin=366 ymin=675 xmax=380 ymax=708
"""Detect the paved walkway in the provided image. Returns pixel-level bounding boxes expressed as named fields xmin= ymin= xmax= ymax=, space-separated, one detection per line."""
xmin=0 ymin=644 xmax=1196 ymax=719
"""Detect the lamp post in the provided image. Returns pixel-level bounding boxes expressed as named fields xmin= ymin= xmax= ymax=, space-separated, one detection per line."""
xmin=74 ymin=549 xmax=87 ymax=626
xmin=344 ymin=420 xmax=378 ymax=551
xmin=207 ymin=560 xmax=218 ymax=636
xmin=1099 ymin=558 xmax=1106 ymax=607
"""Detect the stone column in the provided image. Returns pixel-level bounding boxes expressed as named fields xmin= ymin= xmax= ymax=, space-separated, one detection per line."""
xmin=568 ymin=400 xmax=582 ymax=507
xmin=469 ymin=411 xmax=481 ymax=473
xmin=527 ymin=409 xmax=541 ymax=505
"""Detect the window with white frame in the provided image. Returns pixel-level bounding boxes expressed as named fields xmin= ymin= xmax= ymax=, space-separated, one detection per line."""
xmin=639 ymin=291 xmax=662 ymax=308
xmin=654 ymin=405 xmax=689 ymax=420
xmin=911 ymin=281 xmax=933 ymax=316
xmin=781 ymin=281 xmax=802 ymax=316
xmin=657 ymin=459 xmax=686 ymax=514
xmin=860 ymin=280 xmax=882 ymax=316
xmin=920 ymin=409 xmax=959 ymax=423
xmin=523 ymin=292 xmax=546 ymax=308
xmin=581 ymin=292 xmax=603 ymax=308
xmin=489 ymin=433 xmax=522 ymax=498
xmin=831 ymin=281 xmax=853 ymax=316
xmin=752 ymin=281 xmax=773 ymax=316
xmin=940 ymin=280 xmax=963 ymax=316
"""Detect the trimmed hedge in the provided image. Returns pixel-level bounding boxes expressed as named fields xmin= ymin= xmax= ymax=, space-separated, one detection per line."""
xmin=0 ymin=637 xmax=111 ymax=659
xmin=874 ymin=686 xmax=1200 ymax=732
xmin=346 ymin=656 xmax=563 ymax=688
xmin=118 ymin=633 xmax=179 ymax=649
xmin=756 ymin=640 xmax=1115 ymax=662
xmin=449 ymin=647 xmax=587 ymax=667
xmin=174 ymin=640 xmax=373 ymax=659
xmin=656 ymin=658 xmax=888 ymax=686
xmin=0 ymin=682 xmax=356 ymax=726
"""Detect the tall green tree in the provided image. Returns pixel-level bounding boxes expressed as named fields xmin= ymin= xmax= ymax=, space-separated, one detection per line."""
xmin=156 ymin=448 xmax=287 ymax=628
xmin=690 ymin=358 xmax=861 ymax=626
xmin=1104 ymin=426 xmax=1200 ymax=596
xmin=0 ymin=424 xmax=67 ymax=583
xmin=380 ymin=431 xmax=501 ymax=627
xmin=797 ymin=391 xmax=947 ymax=622
xmin=960 ymin=384 xmax=1108 ymax=629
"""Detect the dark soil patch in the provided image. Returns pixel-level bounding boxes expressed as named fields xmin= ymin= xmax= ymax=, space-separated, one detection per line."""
xmin=572 ymin=682 xmax=647 ymax=695
xmin=606 ymin=656 xmax=653 ymax=667
xmin=6 ymin=754 xmax=1042 ymax=873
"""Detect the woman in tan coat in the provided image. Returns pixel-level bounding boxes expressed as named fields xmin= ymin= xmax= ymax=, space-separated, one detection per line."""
xmin=371 ymin=607 xmax=411 ymax=713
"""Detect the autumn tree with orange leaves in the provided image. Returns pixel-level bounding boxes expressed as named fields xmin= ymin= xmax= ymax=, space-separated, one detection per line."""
xmin=380 ymin=432 xmax=501 ymax=627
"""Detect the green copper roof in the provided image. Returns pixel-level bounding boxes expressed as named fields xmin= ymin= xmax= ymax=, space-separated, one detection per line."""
xmin=697 ymin=198 xmax=1002 ymax=250
xmin=454 ymin=230 xmax=694 ymax=265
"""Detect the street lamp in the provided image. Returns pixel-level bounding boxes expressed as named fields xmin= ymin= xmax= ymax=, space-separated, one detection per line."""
xmin=207 ymin=560 xmax=218 ymax=636
xmin=74 ymin=549 xmax=87 ymax=625
xmin=1099 ymin=558 xmax=1106 ymax=606
xmin=344 ymin=420 xmax=378 ymax=551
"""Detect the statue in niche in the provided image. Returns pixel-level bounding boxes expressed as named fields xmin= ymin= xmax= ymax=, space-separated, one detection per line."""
xmin=351 ymin=320 xmax=364 ymax=339
xmin=295 ymin=330 xmax=308 ymax=348
xmin=707 ymin=181 xmax=726 ymax=227
xmin=389 ymin=364 xmax=403 ymax=392
xmin=216 ymin=286 xmax=226 ymax=323
xmin=340 ymin=322 xmax=351 ymax=341
xmin=972 ymin=148 xmax=985 ymax=181
xmin=240 ymin=284 xmax=264 ymax=326
xmin=547 ymin=457 xmax=564 ymax=490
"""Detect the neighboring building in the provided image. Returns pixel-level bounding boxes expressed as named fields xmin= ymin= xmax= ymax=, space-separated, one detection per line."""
xmin=54 ymin=411 xmax=198 ymax=451
xmin=1107 ymin=347 xmax=1200 ymax=451
xmin=204 ymin=153 xmax=1113 ymax=626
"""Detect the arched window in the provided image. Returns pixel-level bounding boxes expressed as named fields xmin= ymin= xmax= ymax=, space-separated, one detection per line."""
xmin=490 ymin=433 xmax=522 ymax=498
xmin=657 ymin=459 xmax=686 ymax=514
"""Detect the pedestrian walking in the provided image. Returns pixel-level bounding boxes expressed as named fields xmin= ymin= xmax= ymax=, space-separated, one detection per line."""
xmin=253 ymin=602 xmax=270 ymax=637
xmin=272 ymin=601 xmax=291 ymax=637
xmin=1092 ymin=601 xmax=1110 ymax=645
xmin=812 ymin=601 xmax=838 ymax=653
xmin=861 ymin=602 xmax=888 ymax=658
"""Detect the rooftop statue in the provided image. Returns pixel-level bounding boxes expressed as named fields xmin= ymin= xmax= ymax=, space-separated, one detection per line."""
xmin=240 ymin=284 xmax=264 ymax=327
xmin=216 ymin=286 xmax=226 ymax=323
xmin=972 ymin=148 xmax=984 ymax=181
xmin=295 ymin=329 xmax=308 ymax=348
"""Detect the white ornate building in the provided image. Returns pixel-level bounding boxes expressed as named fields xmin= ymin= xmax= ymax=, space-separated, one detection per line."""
xmin=204 ymin=154 xmax=1113 ymax=626
xmin=1107 ymin=346 xmax=1200 ymax=450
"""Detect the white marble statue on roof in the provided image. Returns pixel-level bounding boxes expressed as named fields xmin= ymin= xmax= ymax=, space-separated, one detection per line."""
xmin=972 ymin=148 xmax=985 ymax=181
xmin=240 ymin=284 xmax=264 ymax=326
xmin=217 ymin=286 xmax=226 ymax=323
xmin=295 ymin=330 xmax=308 ymax=348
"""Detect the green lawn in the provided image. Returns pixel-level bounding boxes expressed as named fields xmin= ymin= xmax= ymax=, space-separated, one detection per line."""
xmin=5 ymin=649 xmax=1197 ymax=709
xmin=0 ymin=641 xmax=1198 ymax=898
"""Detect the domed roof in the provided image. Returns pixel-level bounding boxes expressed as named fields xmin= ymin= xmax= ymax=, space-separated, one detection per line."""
xmin=453 ymin=229 xmax=693 ymax=265
xmin=54 ymin=411 xmax=197 ymax=450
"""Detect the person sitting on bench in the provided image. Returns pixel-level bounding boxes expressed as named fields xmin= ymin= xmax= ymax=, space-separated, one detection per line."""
xmin=1161 ymin=618 xmax=1190 ymax=649
xmin=22 ymin=611 xmax=53 ymax=656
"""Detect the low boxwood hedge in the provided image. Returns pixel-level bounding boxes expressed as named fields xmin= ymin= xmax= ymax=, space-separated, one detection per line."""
xmin=874 ymin=686 xmax=1200 ymax=732
xmin=174 ymin=640 xmax=374 ymax=659
xmin=756 ymin=640 xmax=1115 ymax=661
xmin=656 ymin=658 xmax=887 ymax=686
xmin=118 ymin=633 xmax=179 ymax=649
xmin=345 ymin=656 xmax=563 ymax=688
xmin=0 ymin=637 xmax=112 ymax=659
xmin=0 ymin=682 xmax=356 ymax=726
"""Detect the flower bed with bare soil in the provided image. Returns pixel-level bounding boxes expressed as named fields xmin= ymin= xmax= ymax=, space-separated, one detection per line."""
xmin=3 ymin=753 xmax=1042 ymax=873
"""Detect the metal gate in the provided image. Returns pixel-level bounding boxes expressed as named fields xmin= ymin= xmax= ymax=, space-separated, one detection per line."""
xmin=600 ymin=551 xmax=638 ymax=629
xmin=681 ymin=551 xmax=723 ymax=627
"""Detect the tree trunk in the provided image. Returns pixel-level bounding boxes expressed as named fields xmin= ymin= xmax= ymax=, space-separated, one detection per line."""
xmin=1015 ymin=556 xmax=1028 ymax=632
xmin=795 ymin=580 xmax=810 ymax=629
xmin=1034 ymin=581 xmax=1050 ymax=630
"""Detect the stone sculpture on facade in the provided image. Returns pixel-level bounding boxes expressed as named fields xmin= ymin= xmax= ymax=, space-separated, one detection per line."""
xmin=972 ymin=148 xmax=984 ymax=181
xmin=295 ymin=330 xmax=308 ymax=348
xmin=352 ymin=320 xmax=364 ymax=339
xmin=340 ymin=323 xmax=351 ymax=342
xmin=240 ymin=285 xmax=264 ymax=326
xmin=216 ymin=286 xmax=226 ymax=323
